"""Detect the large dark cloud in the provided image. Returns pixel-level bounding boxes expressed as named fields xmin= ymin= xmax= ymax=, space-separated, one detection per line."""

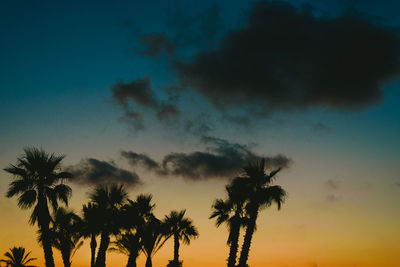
xmin=173 ymin=1 xmax=400 ymax=114
xmin=68 ymin=158 xmax=141 ymax=188
xmin=121 ymin=136 xmax=291 ymax=180
xmin=112 ymin=77 xmax=180 ymax=127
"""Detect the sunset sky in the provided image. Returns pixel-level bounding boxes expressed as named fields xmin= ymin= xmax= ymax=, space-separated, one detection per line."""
xmin=1 ymin=0 xmax=400 ymax=266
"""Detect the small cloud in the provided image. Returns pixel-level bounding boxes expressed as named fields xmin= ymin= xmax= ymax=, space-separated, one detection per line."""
xmin=67 ymin=158 xmax=141 ymax=188
xmin=111 ymin=77 xmax=180 ymax=129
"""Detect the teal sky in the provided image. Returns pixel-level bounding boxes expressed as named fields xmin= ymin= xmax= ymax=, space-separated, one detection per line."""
xmin=1 ymin=1 xmax=400 ymax=266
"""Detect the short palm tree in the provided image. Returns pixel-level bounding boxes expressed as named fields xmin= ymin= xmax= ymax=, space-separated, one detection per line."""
xmin=112 ymin=232 xmax=141 ymax=267
xmin=89 ymin=184 xmax=128 ymax=267
xmin=4 ymin=148 xmax=73 ymax=267
xmin=164 ymin=210 xmax=199 ymax=267
xmin=141 ymin=215 xmax=168 ymax=267
xmin=0 ymin=247 xmax=37 ymax=267
xmin=113 ymin=194 xmax=155 ymax=267
xmin=47 ymin=207 xmax=83 ymax=267
xmin=237 ymin=160 xmax=287 ymax=267
xmin=80 ymin=202 xmax=102 ymax=267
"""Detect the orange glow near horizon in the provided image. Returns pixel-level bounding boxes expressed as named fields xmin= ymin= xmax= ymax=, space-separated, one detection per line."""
xmin=1 ymin=173 xmax=399 ymax=267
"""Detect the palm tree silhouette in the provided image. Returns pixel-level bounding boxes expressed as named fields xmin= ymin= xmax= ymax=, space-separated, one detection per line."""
xmin=141 ymin=215 xmax=168 ymax=267
xmin=80 ymin=202 xmax=102 ymax=267
xmin=113 ymin=194 xmax=155 ymax=267
xmin=164 ymin=210 xmax=199 ymax=267
xmin=112 ymin=232 xmax=141 ymax=267
xmin=46 ymin=207 xmax=83 ymax=267
xmin=210 ymin=178 xmax=247 ymax=267
xmin=89 ymin=184 xmax=128 ymax=267
xmin=237 ymin=160 xmax=286 ymax=267
xmin=0 ymin=247 xmax=37 ymax=267
xmin=4 ymin=148 xmax=73 ymax=267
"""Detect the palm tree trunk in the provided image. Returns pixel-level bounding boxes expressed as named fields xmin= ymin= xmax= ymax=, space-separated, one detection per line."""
xmin=94 ymin=232 xmax=110 ymax=267
xmin=145 ymin=256 xmax=152 ymax=267
xmin=38 ymin=195 xmax=55 ymax=267
xmin=61 ymin=248 xmax=71 ymax=267
xmin=227 ymin=217 xmax=241 ymax=267
xmin=40 ymin=227 xmax=56 ymax=267
xmin=126 ymin=253 xmax=137 ymax=267
xmin=238 ymin=208 xmax=259 ymax=267
xmin=173 ymin=234 xmax=180 ymax=263
xmin=90 ymin=234 xmax=97 ymax=267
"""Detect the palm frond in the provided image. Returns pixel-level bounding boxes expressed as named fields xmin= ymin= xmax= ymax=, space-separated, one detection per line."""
xmin=17 ymin=190 xmax=37 ymax=209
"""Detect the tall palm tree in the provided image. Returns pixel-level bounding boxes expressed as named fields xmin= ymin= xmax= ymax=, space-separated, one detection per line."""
xmin=89 ymin=184 xmax=128 ymax=267
xmin=164 ymin=210 xmax=199 ymax=267
xmin=4 ymin=148 xmax=73 ymax=267
xmin=46 ymin=207 xmax=83 ymax=267
xmin=237 ymin=160 xmax=286 ymax=267
xmin=0 ymin=247 xmax=37 ymax=267
xmin=80 ymin=203 xmax=102 ymax=267
xmin=141 ymin=215 xmax=168 ymax=267
xmin=210 ymin=178 xmax=248 ymax=267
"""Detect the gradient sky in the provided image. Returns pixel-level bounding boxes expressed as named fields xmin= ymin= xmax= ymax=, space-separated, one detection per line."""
xmin=1 ymin=0 xmax=400 ymax=267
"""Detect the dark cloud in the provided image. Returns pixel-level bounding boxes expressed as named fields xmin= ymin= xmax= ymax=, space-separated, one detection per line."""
xmin=137 ymin=33 xmax=174 ymax=58
xmin=120 ymin=151 xmax=160 ymax=171
xmin=112 ymin=77 xmax=180 ymax=128
xmin=112 ymin=77 xmax=159 ymax=109
xmin=121 ymin=136 xmax=291 ymax=180
xmin=67 ymin=158 xmax=141 ymax=188
xmin=173 ymin=1 xmax=400 ymax=115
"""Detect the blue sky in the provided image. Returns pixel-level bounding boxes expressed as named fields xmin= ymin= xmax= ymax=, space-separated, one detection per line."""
xmin=1 ymin=1 xmax=400 ymax=266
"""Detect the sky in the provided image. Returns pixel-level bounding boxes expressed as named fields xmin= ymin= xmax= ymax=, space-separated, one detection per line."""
xmin=1 ymin=0 xmax=400 ymax=266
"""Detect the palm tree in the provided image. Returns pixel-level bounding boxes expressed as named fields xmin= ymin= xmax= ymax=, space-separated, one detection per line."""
xmin=131 ymin=194 xmax=155 ymax=221
xmin=4 ymin=148 xmax=73 ymax=267
xmin=0 ymin=247 xmax=37 ymax=267
xmin=112 ymin=232 xmax=141 ymax=267
xmin=113 ymin=194 xmax=155 ymax=267
xmin=141 ymin=215 xmax=168 ymax=267
xmin=210 ymin=178 xmax=248 ymax=267
xmin=80 ymin=203 xmax=102 ymax=267
xmin=164 ymin=210 xmax=199 ymax=267
xmin=237 ymin=160 xmax=286 ymax=267
xmin=47 ymin=207 xmax=83 ymax=267
xmin=89 ymin=184 xmax=128 ymax=267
